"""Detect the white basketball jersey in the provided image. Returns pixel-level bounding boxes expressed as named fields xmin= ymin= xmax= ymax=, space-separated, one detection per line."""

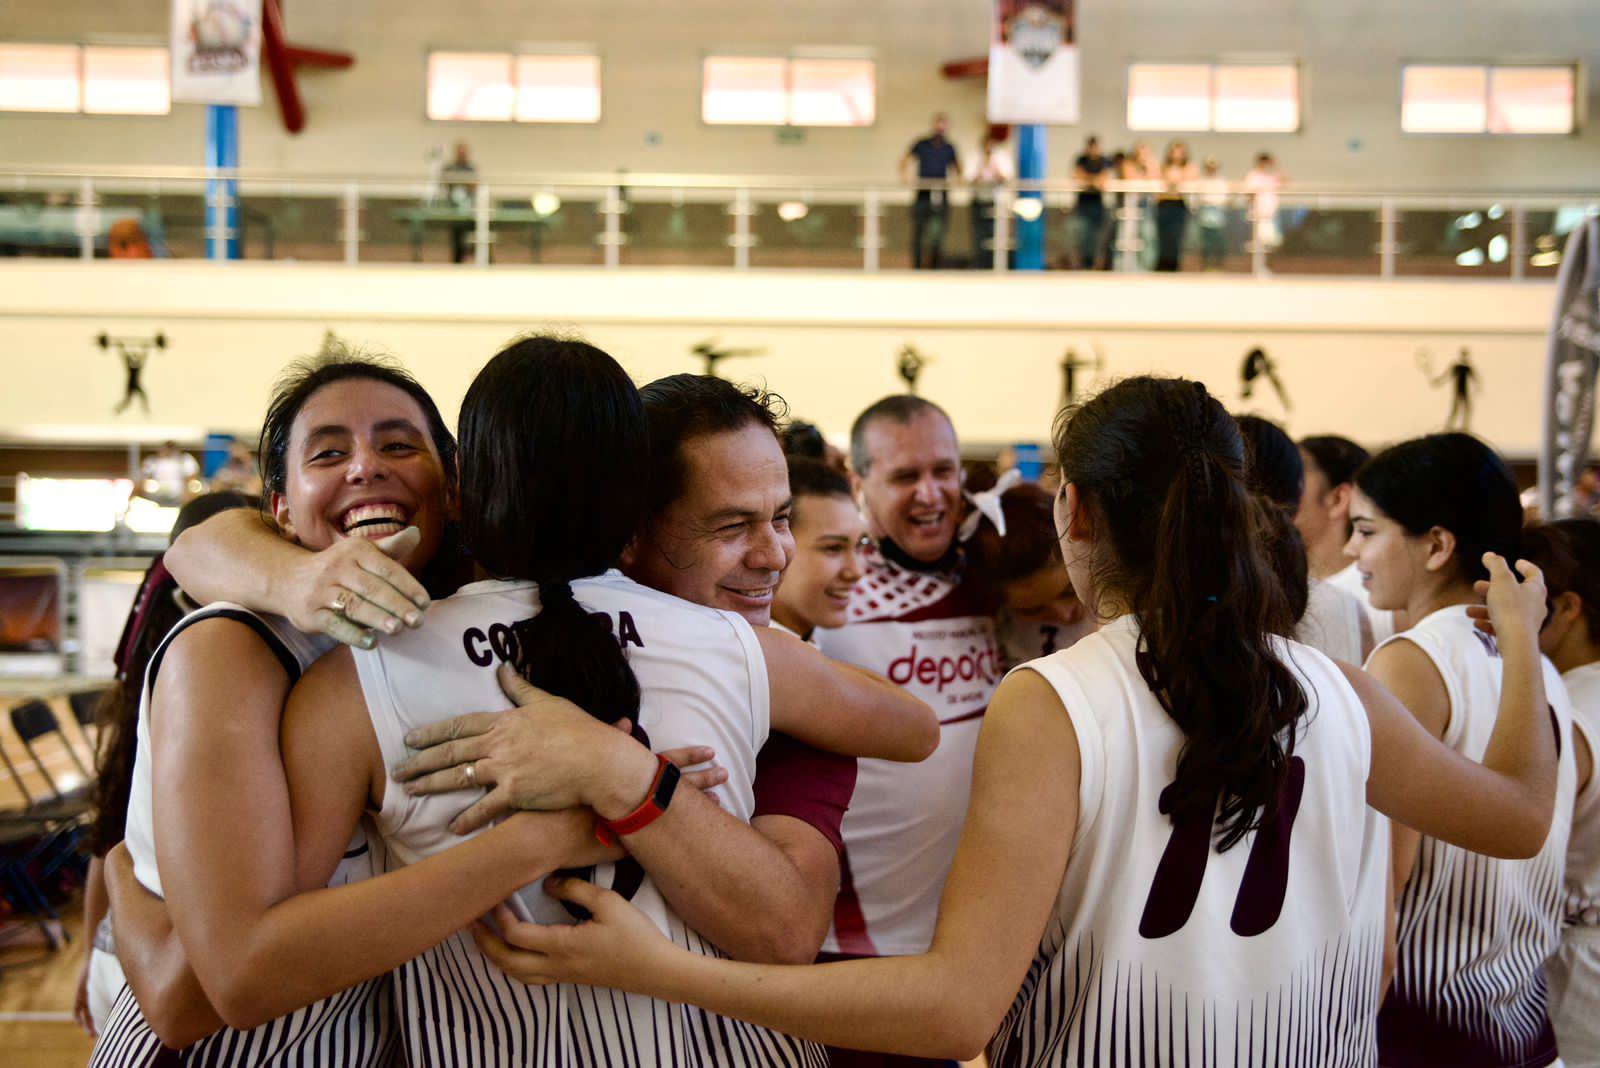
xmin=1328 ymin=562 xmax=1397 ymax=645
xmin=1296 ymin=578 xmax=1367 ymax=665
xmin=814 ymin=545 xmax=1001 ymax=956
xmin=1560 ymin=662 xmax=1600 ymax=926
xmin=97 ymin=603 xmax=394 ymax=1068
xmin=990 ymin=616 xmax=1389 ymax=1068
xmin=1375 ymin=605 xmax=1576 ymax=1068
xmin=352 ymin=571 xmax=823 ymax=1068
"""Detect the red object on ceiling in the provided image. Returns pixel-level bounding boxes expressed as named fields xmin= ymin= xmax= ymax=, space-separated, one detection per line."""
xmin=261 ymin=0 xmax=353 ymax=134
xmin=941 ymin=57 xmax=991 ymax=80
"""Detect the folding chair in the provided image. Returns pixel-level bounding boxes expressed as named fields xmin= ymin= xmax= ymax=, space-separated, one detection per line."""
xmin=4 ymin=701 xmax=91 ymax=876
xmin=8 ymin=699 xmax=92 ymax=819
xmin=67 ymin=688 xmax=109 ymax=744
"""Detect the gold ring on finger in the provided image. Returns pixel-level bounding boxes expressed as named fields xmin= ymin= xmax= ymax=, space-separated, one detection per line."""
xmin=464 ymin=761 xmax=478 ymax=788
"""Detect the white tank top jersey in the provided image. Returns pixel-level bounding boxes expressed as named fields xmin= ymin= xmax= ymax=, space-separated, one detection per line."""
xmin=1328 ymin=562 xmax=1397 ymax=645
xmin=990 ymin=616 xmax=1389 ymax=1068
xmin=1373 ymin=605 xmax=1577 ymax=1068
xmin=1560 ymin=662 xmax=1600 ymax=926
xmin=1295 ymin=579 xmax=1367 ymax=665
xmin=351 ymin=571 xmax=823 ymax=1068
xmin=94 ymin=602 xmax=395 ymax=1068
xmin=814 ymin=543 xmax=1002 ymax=956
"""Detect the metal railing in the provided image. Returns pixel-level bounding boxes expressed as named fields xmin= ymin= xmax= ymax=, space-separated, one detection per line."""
xmin=1 ymin=166 xmax=1596 ymax=279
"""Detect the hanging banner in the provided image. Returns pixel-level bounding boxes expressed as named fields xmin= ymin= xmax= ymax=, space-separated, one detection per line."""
xmin=171 ymin=0 xmax=263 ymax=106
xmin=986 ymin=0 xmax=1079 ymax=125
xmin=1538 ymin=215 xmax=1600 ymax=518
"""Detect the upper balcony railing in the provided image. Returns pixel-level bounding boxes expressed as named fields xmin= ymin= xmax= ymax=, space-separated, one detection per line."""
xmin=2 ymin=166 xmax=1597 ymax=279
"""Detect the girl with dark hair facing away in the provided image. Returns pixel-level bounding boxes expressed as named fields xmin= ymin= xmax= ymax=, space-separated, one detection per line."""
xmin=1522 ymin=518 xmax=1600 ymax=1065
xmin=471 ymin=376 xmax=1559 ymax=1068
xmin=1349 ymin=432 xmax=1576 ymax=1068
xmin=1235 ymin=414 xmax=1372 ymax=664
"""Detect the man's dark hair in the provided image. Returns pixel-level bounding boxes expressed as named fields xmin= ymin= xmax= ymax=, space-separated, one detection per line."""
xmin=787 ymin=456 xmax=851 ymax=503
xmin=849 ymin=394 xmax=953 ymax=476
xmin=638 ymin=373 xmax=788 ymax=523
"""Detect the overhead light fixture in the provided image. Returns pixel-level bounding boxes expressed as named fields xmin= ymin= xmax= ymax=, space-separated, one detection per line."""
xmin=1012 ymin=197 xmax=1044 ymax=222
xmin=1530 ymin=250 xmax=1562 ymax=268
xmin=1486 ymin=204 xmax=1505 ymax=221
xmin=776 ymin=200 xmax=809 ymax=222
xmin=1487 ymin=235 xmax=1509 ymax=263
xmin=1455 ymin=248 xmax=1486 ymax=267
xmin=1457 ymin=212 xmax=1483 ymax=230
xmin=531 ymin=191 xmax=562 ymax=216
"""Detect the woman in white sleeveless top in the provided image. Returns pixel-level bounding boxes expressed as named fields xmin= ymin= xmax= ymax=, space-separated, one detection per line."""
xmin=1525 ymin=518 xmax=1600 ymax=1066
xmin=89 ymin=355 xmax=482 ymax=1065
xmin=1349 ymin=433 xmax=1576 ymax=1068
xmin=469 ymin=376 xmax=1561 ymax=1068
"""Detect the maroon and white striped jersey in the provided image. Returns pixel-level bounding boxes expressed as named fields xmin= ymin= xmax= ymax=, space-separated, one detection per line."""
xmin=1375 ymin=605 xmax=1576 ymax=1068
xmin=992 ymin=616 xmax=1389 ymax=1068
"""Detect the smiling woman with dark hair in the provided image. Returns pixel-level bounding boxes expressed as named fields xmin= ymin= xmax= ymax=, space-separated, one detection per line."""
xmin=1349 ymin=432 xmax=1577 ymax=1068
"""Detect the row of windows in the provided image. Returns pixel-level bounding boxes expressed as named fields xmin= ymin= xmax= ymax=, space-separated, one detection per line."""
xmin=0 ymin=42 xmax=1580 ymax=136
xmin=0 ymin=43 xmax=169 ymax=115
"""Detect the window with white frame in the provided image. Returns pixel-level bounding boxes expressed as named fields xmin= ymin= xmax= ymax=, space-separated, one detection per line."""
xmin=1402 ymin=63 xmax=1576 ymax=134
xmin=702 ymin=53 xmax=875 ymax=126
xmin=1127 ymin=62 xmax=1300 ymax=133
xmin=427 ymin=50 xmax=601 ymax=123
xmin=0 ymin=42 xmax=172 ymax=115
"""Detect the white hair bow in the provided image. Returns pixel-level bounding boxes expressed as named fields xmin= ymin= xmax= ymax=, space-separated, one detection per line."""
xmin=959 ymin=467 xmax=1024 ymax=542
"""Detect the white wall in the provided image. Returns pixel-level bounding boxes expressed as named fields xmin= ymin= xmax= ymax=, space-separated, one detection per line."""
xmin=0 ymin=260 xmax=1557 ymax=456
xmin=1 ymin=0 xmax=1596 ymax=190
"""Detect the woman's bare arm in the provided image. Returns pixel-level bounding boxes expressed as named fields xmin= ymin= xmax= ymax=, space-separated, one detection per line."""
xmin=755 ymin=626 xmax=939 ymax=762
xmin=148 ymin=622 xmax=602 ymax=1032
xmin=1359 ymin=556 xmax=1557 ymax=860
xmin=164 ymin=509 xmax=429 ymax=647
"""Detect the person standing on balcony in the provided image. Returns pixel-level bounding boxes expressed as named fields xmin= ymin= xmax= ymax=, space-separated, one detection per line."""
xmin=441 ymin=141 xmax=478 ymax=264
xmin=1243 ymin=152 xmax=1284 ymax=257
xmin=1154 ymin=140 xmax=1196 ymax=271
xmin=1194 ymin=156 xmax=1230 ymax=270
xmin=1072 ymin=136 xmax=1111 ymax=269
xmin=965 ymin=128 xmax=1013 ymax=270
xmin=901 ymin=114 xmax=961 ymax=270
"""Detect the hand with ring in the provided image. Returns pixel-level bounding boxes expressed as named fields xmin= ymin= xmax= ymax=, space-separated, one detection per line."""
xmin=391 ymin=663 xmax=731 ymax=835
xmin=280 ymin=528 xmax=432 ymax=649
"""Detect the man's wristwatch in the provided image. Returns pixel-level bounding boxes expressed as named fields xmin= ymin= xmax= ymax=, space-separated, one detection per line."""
xmin=594 ymin=754 xmax=681 ymax=847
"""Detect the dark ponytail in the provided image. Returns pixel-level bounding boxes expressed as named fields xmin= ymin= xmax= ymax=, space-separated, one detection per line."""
xmin=1056 ymin=377 xmax=1308 ymax=851
xmin=1235 ymin=414 xmax=1310 ymax=624
xmin=457 ymin=335 xmax=644 ymax=725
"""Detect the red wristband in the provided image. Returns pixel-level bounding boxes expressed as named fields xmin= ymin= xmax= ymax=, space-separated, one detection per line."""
xmin=594 ymin=754 xmax=681 ymax=846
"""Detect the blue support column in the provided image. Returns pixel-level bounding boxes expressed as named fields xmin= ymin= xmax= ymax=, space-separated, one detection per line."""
xmin=1015 ymin=124 xmax=1047 ymax=271
xmin=205 ymin=105 xmax=240 ymax=260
